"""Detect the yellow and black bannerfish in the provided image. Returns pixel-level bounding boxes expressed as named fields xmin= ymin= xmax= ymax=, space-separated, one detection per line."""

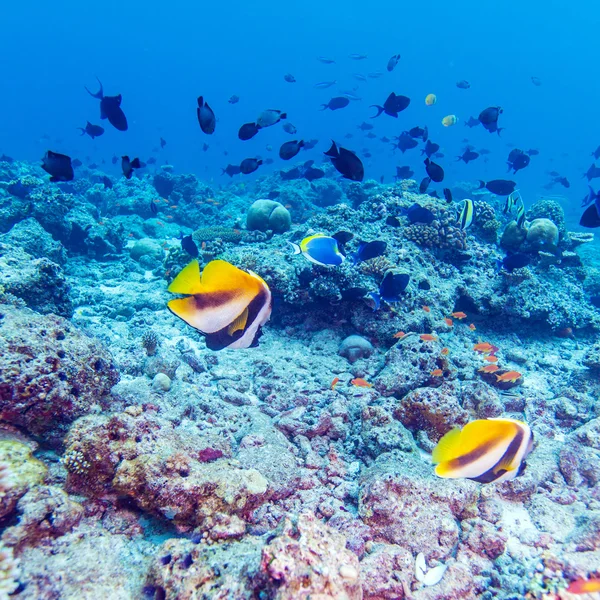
xmin=167 ymin=260 xmax=272 ymax=350
xmin=457 ymin=199 xmax=474 ymax=230
xmin=432 ymin=418 xmax=533 ymax=484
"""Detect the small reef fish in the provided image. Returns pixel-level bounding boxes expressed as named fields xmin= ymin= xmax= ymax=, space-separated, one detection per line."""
xmin=331 ymin=377 xmax=340 ymax=390
xmin=431 ymin=369 xmax=443 ymax=377
xmin=420 ymin=334 xmax=437 ymax=341
xmin=425 ymin=93 xmax=437 ymax=106
xmin=456 ymin=80 xmax=471 ymax=89
xmin=371 ymin=92 xmax=410 ymax=118
xmin=423 ymin=306 xmax=431 ymax=313
xmin=85 ymin=77 xmax=128 ymax=131
xmin=473 ymin=342 xmax=498 ymax=354
xmin=441 ymin=348 xmax=449 ymax=356
xmin=238 ymin=122 xmax=260 ymax=141
xmin=349 ymin=240 xmax=387 ymax=265
xmin=279 ymin=140 xmax=304 ymax=160
xmin=324 ymin=141 xmax=364 ymax=182
xmin=321 ymin=97 xmax=350 ymax=111
xmin=240 ymin=158 xmax=262 ymax=174
xmin=289 ymin=234 xmax=345 ymax=267
xmin=351 ymin=378 xmax=373 ymax=388
xmin=393 ymin=331 xmax=407 ymax=339
xmin=468 ymin=324 xmax=476 ymax=331
xmin=484 ymin=355 xmax=499 ymax=363
xmin=78 ymin=122 xmax=104 ymax=139
xmin=167 ymin=260 xmax=272 ymax=350
xmin=444 ymin=318 xmax=453 ymax=327
xmin=121 ymin=155 xmax=141 ymax=179
xmin=479 ymin=364 xmax=499 ymax=373
xmin=496 ymin=371 xmax=522 ymax=382
xmin=566 ymin=578 xmax=600 ymax=594
xmin=451 ymin=312 xmax=467 ymax=319
xmin=369 ymin=270 xmax=410 ymax=310
xmin=387 ymin=53 xmax=401 ymax=72
xmin=432 ymin=418 xmax=534 ymax=483
xmin=457 ymin=199 xmax=474 ymax=230
xmin=41 ymin=150 xmax=74 ymax=182
xmin=442 ymin=115 xmax=458 ymax=127
xmin=424 ymin=158 xmax=444 ymax=182
xmin=257 ymin=109 xmax=286 ymax=128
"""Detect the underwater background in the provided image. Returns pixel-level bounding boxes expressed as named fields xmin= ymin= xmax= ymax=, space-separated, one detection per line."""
xmin=0 ymin=0 xmax=599 ymax=598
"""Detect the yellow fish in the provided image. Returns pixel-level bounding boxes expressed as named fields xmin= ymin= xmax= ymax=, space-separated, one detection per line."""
xmin=442 ymin=114 xmax=458 ymax=127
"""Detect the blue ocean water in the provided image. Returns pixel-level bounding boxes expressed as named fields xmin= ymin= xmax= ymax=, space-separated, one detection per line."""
xmin=1 ymin=0 xmax=599 ymax=230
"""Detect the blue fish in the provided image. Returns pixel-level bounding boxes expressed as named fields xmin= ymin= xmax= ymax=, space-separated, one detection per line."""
xmin=349 ymin=240 xmax=387 ymax=265
xmin=402 ymin=203 xmax=435 ymax=225
xmin=289 ymin=234 xmax=345 ymax=267
xmin=369 ymin=271 xmax=410 ymax=310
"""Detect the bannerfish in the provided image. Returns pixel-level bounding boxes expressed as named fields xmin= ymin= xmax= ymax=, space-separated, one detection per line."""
xmin=279 ymin=140 xmax=304 ymax=160
xmin=240 ymin=158 xmax=262 ymax=175
xmin=371 ymin=92 xmax=410 ymax=118
xmin=424 ymin=158 xmax=444 ymax=182
xmin=432 ymin=418 xmax=534 ymax=484
xmin=196 ymin=97 xmax=216 ymax=134
xmin=349 ymin=240 xmax=387 ymax=264
xmin=321 ymin=97 xmax=350 ymax=111
xmin=78 ymin=122 xmax=104 ymax=139
xmin=403 ymin=203 xmax=435 ymax=225
xmin=396 ymin=166 xmax=414 ymax=179
xmin=394 ymin=132 xmax=418 ymax=153
xmin=238 ymin=122 xmax=260 ymax=141
xmin=167 ymin=260 xmax=272 ymax=350
xmin=257 ymin=109 xmax=287 ymax=128
xmin=41 ymin=150 xmax=74 ymax=182
xmin=324 ymin=141 xmax=364 ymax=181
xmin=121 ymin=156 xmax=141 ymax=179
xmin=457 ymin=149 xmax=479 ymax=164
xmin=457 ymin=199 xmax=474 ymax=230
xmin=456 ymin=80 xmax=471 ymax=89
xmin=85 ymin=77 xmax=128 ymax=131
xmin=289 ymin=234 xmax=345 ymax=267
xmin=387 ymin=53 xmax=401 ymax=71
xmin=369 ymin=270 xmax=410 ymax=310
xmin=478 ymin=180 xmax=516 ymax=195
xmin=222 ymin=164 xmax=242 ymax=177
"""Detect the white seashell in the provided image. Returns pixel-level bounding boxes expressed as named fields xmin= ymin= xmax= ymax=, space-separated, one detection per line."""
xmin=415 ymin=552 xmax=427 ymax=582
xmin=422 ymin=564 xmax=448 ymax=587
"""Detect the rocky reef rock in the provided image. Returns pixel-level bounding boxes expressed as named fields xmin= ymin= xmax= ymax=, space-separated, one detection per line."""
xmin=146 ymin=512 xmax=361 ymax=599
xmin=526 ymin=218 xmax=559 ymax=249
xmin=64 ymin=409 xmax=272 ymax=530
xmin=246 ymin=199 xmax=291 ymax=234
xmin=0 ymin=217 xmax=67 ymax=264
xmin=0 ymin=304 xmax=119 ymax=445
xmin=338 ymin=334 xmax=374 ymax=363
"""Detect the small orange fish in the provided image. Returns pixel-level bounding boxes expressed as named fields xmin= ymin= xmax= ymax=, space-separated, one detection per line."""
xmin=567 ymin=578 xmax=600 ymax=594
xmin=444 ymin=318 xmax=453 ymax=327
xmin=483 ymin=355 xmax=499 ymax=363
xmin=451 ymin=311 xmax=467 ymax=319
xmin=331 ymin=377 xmax=340 ymax=390
xmin=351 ymin=378 xmax=373 ymax=388
xmin=423 ymin=306 xmax=431 ymax=313
xmin=431 ymin=369 xmax=443 ymax=377
xmin=393 ymin=331 xmax=406 ymax=339
xmin=284 ymin=204 xmax=292 ymax=209
xmin=468 ymin=323 xmax=476 ymax=331
xmin=556 ymin=327 xmax=574 ymax=339
xmin=473 ymin=342 xmax=497 ymax=354
xmin=441 ymin=347 xmax=449 ymax=356
xmin=478 ymin=364 xmax=499 ymax=373
xmin=165 ymin=215 xmax=174 ymax=219
xmin=420 ymin=334 xmax=437 ymax=342
xmin=496 ymin=371 xmax=522 ymax=383
xmin=170 ymin=205 xmax=178 ymax=209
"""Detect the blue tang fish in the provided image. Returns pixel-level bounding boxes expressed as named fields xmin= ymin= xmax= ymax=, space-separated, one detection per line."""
xmin=289 ymin=234 xmax=345 ymax=267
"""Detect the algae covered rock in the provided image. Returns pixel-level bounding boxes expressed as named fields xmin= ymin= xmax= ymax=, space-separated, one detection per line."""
xmin=129 ymin=237 xmax=164 ymax=261
xmin=500 ymin=220 xmax=527 ymax=252
xmin=0 ymin=439 xmax=47 ymax=520
xmin=0 ymin=304 xmax=119 ymax=446
xmin=338 ymin=334 xmax=374 ymax=363
xmin=246 ymin=199 xmax=291 ymax=233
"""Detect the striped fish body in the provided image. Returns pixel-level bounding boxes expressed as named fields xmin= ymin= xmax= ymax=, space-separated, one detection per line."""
xmin=457 ymin=199 xmax=474 ymax=230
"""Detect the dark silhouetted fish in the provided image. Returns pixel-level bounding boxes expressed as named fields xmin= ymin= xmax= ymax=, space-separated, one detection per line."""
xmin=147 ymin=157 xmax=157 ymax=164
xmin=580 ymin=196 xmax=600 ymax=228
xmin=457 ymin=149 xmax=479 ymax=164
xmin=324 ymin=141 xmax=364 ymax=181
xmin=42 ymin=150 xmax=74 ymax=182
xmin=222 ymin=164 xmax=241 ymax=177
xmin=421 ymin=140 xmax=440 ymax=158
xmin=526 ymin=148 xmax=539 ymax=156
xmin=443 ymin=188 xmax=453 ymax=203
xmin=121 ymin=156 xmax=141 ymax=179
xmin=240 ymin=158 xmax=262 ymax=174
xmin=284 ymin=73 xmax=296 ymax=83
xmin=85 ymin=77 xmax=128 ymax=131
xmin=111 ymin=155 xmax=118 ymax=165
xmin=395 ymin=166 xmax=414 ymax=179
xmin=305 ymin=166 xmax=325 ymax=181
xmin=553 ymin=176 xmax=570 ymax=188
xmin=282 ymin=122 xmax=297 ymax=134
xmin=180 ymin=234 xmax=199 ymax=258
xmin=371 ymin=92 xmax=410 ymax=118
xmin=369 ymin=270 xmax=410 ymax=310
xmin=229 ymin=95 xmax=240 ymax=104
xmin=321 ymin=97 xmax=350 ymax=111
xmin=456 ymin=80 xmax=471 ymax=89
xmin=387 ymin=54 xmax=401 ymax=72
xmin=403 ymin=203 xmax=435 ymax=224
xmin=72 ymin=158 xmax=83 ymax=168
xmin=583 ymin=163 xmax=600 ymax=181
xmin=424 ymin=158 xmax=444 ymax=182
xmin=531 ymin=76 xmax=542 ymax=86
xmin=279 ymin=140 xmax=304 ymax=160
xmin=464 ymin=116 xmax=480 ymax=128
xmin=160 ymin=137 xmax=167 ymax=149
xmin=78 ymin=122 xmax=104 ymax=139
xmin=419 ymin=177 xmax=430 ymax=193
xmin=303 ymin=139 xmax=319 ymax=150
xmin=280 ymin=166 xmax=302 ymax=180
xmin=499 ymin=252 xmax=530 ymax=272
xmin=592 ymin=146 xmax=600 ymax=160
xmin=394 ymin=132 xmax=418 ymax=153
xmin=197 ymin=97 xmax=216 ymax=134
xmin=349 ymin=240 xmax=387 ymax=264
xmin=583 ymin=186 xmax=600 ymax=207
xmin=478 ymin=106 xmax=503 ymax=135
xmin=409 ymin=126 xmax=428 ymax=141
xmin=238 ymin=122 xmax=260 ymax=141
xmin=478 ymin=179 xmax=516 ymax=195
xmin=507 ymin=149 xmax=530 ymax=174
xmin=150 ymin=201 xmax=158 ymax=215
xmin=358 ymin=122 xmax=374 ymax=131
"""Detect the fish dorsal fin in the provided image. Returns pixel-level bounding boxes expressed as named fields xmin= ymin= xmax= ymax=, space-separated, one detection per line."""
xmin=432 ymin=419 xmax=517 ymax=465
xmin=227 ymin=307 xmax=249 ymax=336
xmin=200 ymin=260 xmax=260 ymax=295
xmin=168 ymin=260 xmax=203 ymax=294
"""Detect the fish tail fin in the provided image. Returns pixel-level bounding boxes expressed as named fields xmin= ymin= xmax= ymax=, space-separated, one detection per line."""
xmin=319 ymin=104 xmax=328 ymax=111
xmin=130 ymin=158 xmax=141 ymax=169
xmin=84 ymin=76 xmax=103 ymax=99
xmin=298 ymin=140 xmax=305 ymax=148
xmin=477 ymin=180 xmax=485 ymax=189
xmin=280 ymin=113 xmax=287 ymax=119
xmin=288 ymin=242 xmax=301 ymax=255
xmin=497 ymin=128 xmax=504 ymax=137
xmin=324 ymin=141 xmax=338 ymax=158
xmin=77 ymin=128 xmax=86 ymax=136
xmin=369 ymin=105 xmax=384 ymax=118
